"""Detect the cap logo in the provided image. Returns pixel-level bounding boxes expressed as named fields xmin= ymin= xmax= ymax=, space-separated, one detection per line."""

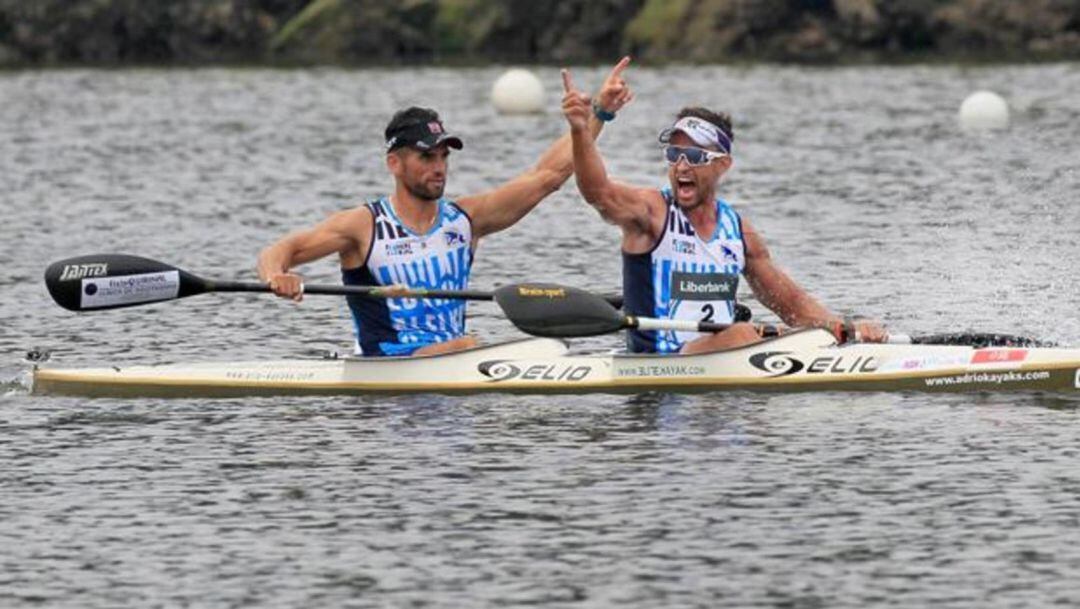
xmin=428 ymin=122 xmax=443 ymax=134
xmin=662 ymin=117 xmax=733 ymax=155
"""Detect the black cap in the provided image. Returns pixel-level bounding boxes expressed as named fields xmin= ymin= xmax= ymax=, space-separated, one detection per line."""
xmin=385 ymin=119 xmax=463 ymax=152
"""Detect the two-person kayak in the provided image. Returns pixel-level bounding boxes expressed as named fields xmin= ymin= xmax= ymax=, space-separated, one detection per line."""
xmin=32 ymin=329 xmax=1080 ymax=398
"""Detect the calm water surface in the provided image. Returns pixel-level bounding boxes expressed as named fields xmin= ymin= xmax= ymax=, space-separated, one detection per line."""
xmin=2 ymin=64 xmax=1080 ymax=607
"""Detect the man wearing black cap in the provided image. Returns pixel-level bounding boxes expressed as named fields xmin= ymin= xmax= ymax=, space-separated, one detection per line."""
xmin=561 ymin=95 xmax=886 ymax=354
xmin=258 ymin=57 xmax=632 ymax=357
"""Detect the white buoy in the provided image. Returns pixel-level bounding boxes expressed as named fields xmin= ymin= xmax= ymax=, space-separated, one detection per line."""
xmin=491 ymin=69 xmax=544 ymax=115
xmin=959 ymin=91 xmax=1010 ymax=131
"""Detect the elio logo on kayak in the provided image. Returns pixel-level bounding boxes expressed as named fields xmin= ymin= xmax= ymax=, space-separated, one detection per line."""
xmin=749 ymin=352 xmax=878 ymax=377
xmin=59 ymin=263 xmax=108 ymax=281
xmin=478 ymin=360 xmax=591 ymax=382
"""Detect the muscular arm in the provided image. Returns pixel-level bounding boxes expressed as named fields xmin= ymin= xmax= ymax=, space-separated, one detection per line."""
xmin=741 ymin=217 xmax=839 ymax=328
xmin=257 ymin=207 xmax=372 ymax=281
xmin=460 ymin=57 xmax=634 ymax=239
xmin=457 ymin=115 xmax=604 ymax=238
xmin=570 ymin=121 xmax=659 ymax=236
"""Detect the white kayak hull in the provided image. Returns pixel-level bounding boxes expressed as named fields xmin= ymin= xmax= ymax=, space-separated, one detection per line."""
xmin=31 ymin=331 xmax=1080 ymax=398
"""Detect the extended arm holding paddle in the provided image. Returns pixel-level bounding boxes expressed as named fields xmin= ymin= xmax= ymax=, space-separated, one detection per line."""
xmin=257 ymin=207 xmax=373 ymax=302
xmin=740 ymin=218 xmax=887 ymax=343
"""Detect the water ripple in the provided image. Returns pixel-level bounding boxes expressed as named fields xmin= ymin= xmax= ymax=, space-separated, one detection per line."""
xmin=2 ymin=65 xmax=1079 ymax=608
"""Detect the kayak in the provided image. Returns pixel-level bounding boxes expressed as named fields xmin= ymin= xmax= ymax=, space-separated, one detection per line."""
xmin=31 ymin=330 xmax=1080 ymax=398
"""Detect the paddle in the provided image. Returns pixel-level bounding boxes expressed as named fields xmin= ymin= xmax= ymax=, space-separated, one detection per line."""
xmin=491 ymin=282 xmax=770 ymax=338
xmin=492 ymin=283 xmax=1052 ymax=347
xmin=897 ymin=332 xmax=1053 ymax=348
xmin=45 ymin=254 xmax=1049 ymax=348
xmin=43 ymin=253 xmax=623 ymax=312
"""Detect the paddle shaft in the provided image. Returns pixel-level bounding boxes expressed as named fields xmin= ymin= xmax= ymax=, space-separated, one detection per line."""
xmin=630 ymin=315 xmax=784 ymax=338
xmin=205 ymin=279 xmax=498 ymax=302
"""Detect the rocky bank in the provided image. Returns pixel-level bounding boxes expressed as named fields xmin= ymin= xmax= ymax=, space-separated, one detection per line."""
xmin=1 ymin=0 xmax=1078 ymax=65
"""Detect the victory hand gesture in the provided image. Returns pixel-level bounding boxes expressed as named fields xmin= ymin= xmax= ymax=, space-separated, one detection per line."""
xmin=561 ymin=68 xmax=591 ymax=132
xmin=595 ymin=56 xmax=633 ymax=115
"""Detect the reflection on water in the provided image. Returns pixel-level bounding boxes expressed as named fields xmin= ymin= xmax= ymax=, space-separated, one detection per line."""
xmin=2 ymin=64 xmax=1080 ymax=607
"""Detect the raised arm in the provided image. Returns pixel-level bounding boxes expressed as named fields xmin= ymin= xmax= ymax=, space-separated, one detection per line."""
xmin=257 ymin=207 xmax=372 ymax=300
xmin=458 ymin=57 xmax=634 ymax=238
xmin=563 ymin=68 xmax=659 ymax=238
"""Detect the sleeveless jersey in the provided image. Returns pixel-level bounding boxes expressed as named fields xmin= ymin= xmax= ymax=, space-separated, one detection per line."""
xmin=342 ymin=197 xmax=473 ymax=356
xmin=622 ymin=187 xmax=746 ymax=354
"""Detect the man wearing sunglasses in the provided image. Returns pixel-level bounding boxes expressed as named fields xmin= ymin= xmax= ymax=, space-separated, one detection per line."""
xmin=562 ymin=89 xmax=886 ymax=354
xmin=258 ymin=58 xmax=633 ymax=357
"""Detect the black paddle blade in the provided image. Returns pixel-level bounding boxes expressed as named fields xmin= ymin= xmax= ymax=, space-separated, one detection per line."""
xmin=910 ymin=333 xmax=1055 ymax=348
xmin=494 ymin=283 xmax=626 ymax=338
xmin=44 ymin=254 xmax=207 ymax=311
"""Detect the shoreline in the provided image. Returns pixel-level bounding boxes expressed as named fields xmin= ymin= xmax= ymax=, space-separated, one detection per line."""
xmin=2 ymin=52 xmax=1078 ymax=72
xmin=3 ymin=1 xmax=1079 ymax=69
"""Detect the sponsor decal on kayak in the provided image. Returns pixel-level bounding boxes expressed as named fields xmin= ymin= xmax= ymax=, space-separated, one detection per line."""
xmin=750 ymin=352 xmax=878 ymax=377
xmin=970 ymin=349 xmax=1028 ymax=365
xmin=616 ymin=364 xmax=706 ymax=378
xmin=878 ymin=354 xmax=969 ymax=373
xmin=925 ymin=370 xmax=1050 ymax=388
xmin=478 ymin=360 xmax=591 ymax=382
xmin=225 ymin=370 xmax=318 ymax=382
xmin=671 ymin=271 xmax=738 ymax=301
xmin=80 ymin=271 xmax=180 ymax=309
xmin=59 ymin=263 xmax=108 ymax=281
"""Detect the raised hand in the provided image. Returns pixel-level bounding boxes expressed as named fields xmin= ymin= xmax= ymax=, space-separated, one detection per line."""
xmin=595 ymin=55 xmax=633 ymax=114
xmin=561 ymin=68 xmax=591 ymax=132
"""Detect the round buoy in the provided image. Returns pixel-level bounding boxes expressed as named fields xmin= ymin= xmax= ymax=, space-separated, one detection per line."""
xmin=959 ymin=91 xmax=1010 ymax=131
xmin=491 ymin=69 xmax=544 ymax=115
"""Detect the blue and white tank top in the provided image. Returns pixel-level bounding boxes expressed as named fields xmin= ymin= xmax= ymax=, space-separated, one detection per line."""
xmin=622 ymin=187 xmax=745 ymax=354
xmin=342 ymin=197 xmax=473 ymax=356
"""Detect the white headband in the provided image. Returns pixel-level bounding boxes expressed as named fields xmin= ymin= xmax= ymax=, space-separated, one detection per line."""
xmin=660 ymin=117 xmax=733 ymax=154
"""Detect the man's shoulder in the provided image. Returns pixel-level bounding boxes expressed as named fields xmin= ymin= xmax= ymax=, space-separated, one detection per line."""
xmin=641 ymin=186 xmax=670 ymax=220
xmin=326 ymin=201 xmax=379 ymax=229
xmin=440 ymin=197 xmax=468 ymax=216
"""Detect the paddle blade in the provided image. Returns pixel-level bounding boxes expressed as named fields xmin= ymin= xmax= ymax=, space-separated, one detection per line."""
xmin=494 ymin=283 xmax=626 ymax=337
xmin=909 ymin=333 xmax=1054 ymax=348
xmin=44 ymin=254 xmax=207 ymax=311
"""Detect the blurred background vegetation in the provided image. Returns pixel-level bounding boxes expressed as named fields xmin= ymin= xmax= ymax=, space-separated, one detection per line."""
xmin=1 ymin=0 xmax=1078 ymax=66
